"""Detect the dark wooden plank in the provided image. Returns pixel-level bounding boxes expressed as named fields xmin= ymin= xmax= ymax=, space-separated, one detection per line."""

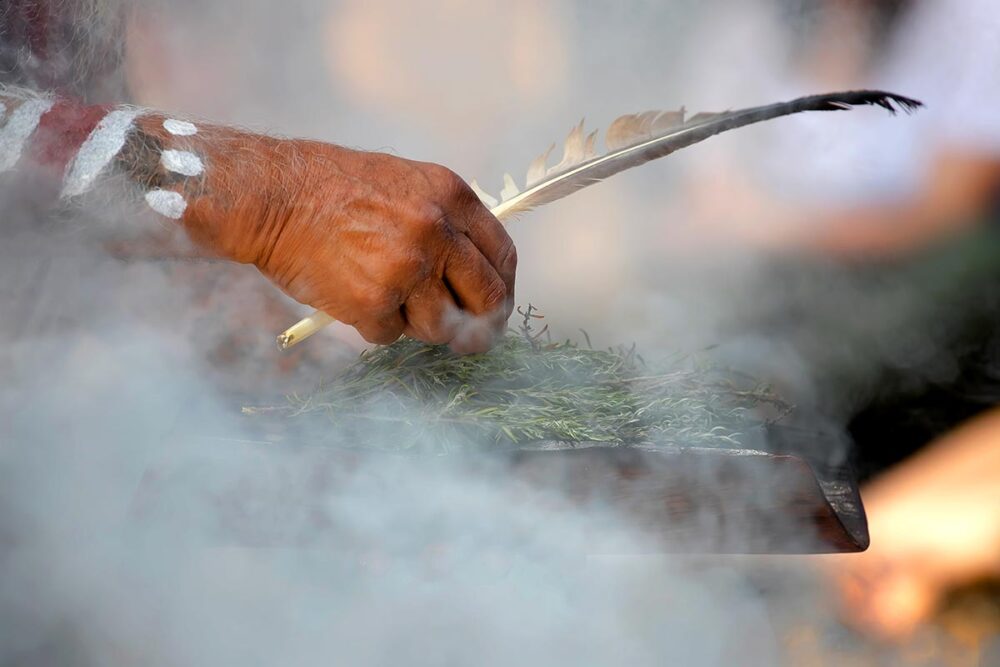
xmin=129 ymin=427 xmax=867 ymax=554
xmin=507 ymin=442 xmax=866 ymax=553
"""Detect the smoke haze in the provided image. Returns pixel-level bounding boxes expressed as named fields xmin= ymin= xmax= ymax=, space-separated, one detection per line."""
xmin=3 ymin=0 xmax=997 ymax=664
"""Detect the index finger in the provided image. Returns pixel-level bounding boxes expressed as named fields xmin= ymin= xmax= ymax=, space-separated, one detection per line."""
xmin=449 ymin=190 xmax=517 ymax=317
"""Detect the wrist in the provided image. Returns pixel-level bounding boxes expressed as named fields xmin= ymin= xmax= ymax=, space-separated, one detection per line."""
xmin=119 ymin=114 xmax=276 ymax=266
xmin=173 ymin=126 xmax=321 ymax=269
xmin=120 ymin=115 xmax=331 ymax=270
xmin=228 ymin=138 xmax=352 ymax=275
xmin=0 ymin=86 xmax=339 ymax=272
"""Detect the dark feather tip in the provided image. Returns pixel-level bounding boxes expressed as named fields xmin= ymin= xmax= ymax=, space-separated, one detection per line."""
xmin=860 ymin=91 xmax=923 ymax=115
xmin=815 ymin=90 xmax=923 ymax=116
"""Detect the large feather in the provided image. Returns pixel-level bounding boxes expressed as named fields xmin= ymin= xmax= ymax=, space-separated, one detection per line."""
xmin=477 ymin=90 xmax=922 ymax=220
xmin=280 ymin=90 xmax=921 ymax=350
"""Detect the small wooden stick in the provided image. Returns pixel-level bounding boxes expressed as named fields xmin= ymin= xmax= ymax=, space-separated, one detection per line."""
xmin=276 ymin=311 xmax=336 ymax=350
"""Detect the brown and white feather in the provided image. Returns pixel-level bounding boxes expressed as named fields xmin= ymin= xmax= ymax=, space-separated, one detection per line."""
xmin=280 ymin=90 xmax=921 ymax=350
xmin=477 ymin=90 xmax=922 ymax=221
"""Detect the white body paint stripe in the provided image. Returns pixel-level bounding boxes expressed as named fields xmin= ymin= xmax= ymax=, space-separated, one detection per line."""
xmin=145 ymin=189 xmax=187 ymax=219
xmin=61 ymin=107 xmax=144 ymax=198
xmin=163 ymin=118 xmax=198 ymax=136
xmin=161 ymin=149 xmax=204 ymax=177
xmin=0 ymin=97 xmax=55 ymax=172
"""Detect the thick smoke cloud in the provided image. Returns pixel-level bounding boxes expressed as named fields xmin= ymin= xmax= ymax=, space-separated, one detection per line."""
xmin=0 ymin=224 xmax=791 ymax=665
xmin=1 ymin=0 xmax=988 ymax=664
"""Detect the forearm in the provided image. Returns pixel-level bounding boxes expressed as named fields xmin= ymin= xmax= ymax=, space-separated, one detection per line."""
xmin=0 ymin=85 xmax=515 ymax=352
xmin=0 ymin=85 xmax=287 ymax=261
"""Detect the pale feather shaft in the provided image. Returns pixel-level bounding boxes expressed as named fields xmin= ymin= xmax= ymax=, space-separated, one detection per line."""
xmin=478 ymin=90 xmax=921 ymax=220
xmin=284 ymin=90 xmax=921 ymax=350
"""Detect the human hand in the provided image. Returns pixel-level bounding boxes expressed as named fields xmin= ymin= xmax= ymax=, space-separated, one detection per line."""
xmin=134 ymin=118 xmax=516 ymax=353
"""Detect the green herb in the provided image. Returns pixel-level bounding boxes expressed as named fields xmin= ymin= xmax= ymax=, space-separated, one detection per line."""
xmin=262 ymin=308 xmax=789 ymax=453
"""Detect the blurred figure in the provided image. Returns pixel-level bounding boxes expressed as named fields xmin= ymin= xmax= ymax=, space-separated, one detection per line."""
xmin=835 ymin=411 xmax=1000 ymax=640
xmin=673 ymin=0 xmax=1000 ymax=258
xmin=672 ymin=0 xmax=1000 ymax=640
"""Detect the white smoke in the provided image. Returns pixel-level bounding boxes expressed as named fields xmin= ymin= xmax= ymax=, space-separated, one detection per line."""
xmin=0 ymin=230 xmax=791 ymax=664
xmin=2 ymin=0 xmax=995 ymax=664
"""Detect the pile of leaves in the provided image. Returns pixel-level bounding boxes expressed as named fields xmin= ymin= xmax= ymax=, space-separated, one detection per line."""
xmin=264 ymin=308 xmax=788 ymax=452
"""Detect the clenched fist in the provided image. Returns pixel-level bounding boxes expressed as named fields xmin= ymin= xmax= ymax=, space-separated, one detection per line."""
xmin=135 ymin=117 xmax=516 ymax=353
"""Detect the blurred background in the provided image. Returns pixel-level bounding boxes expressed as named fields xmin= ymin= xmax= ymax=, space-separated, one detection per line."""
xmin=3 ymin=0 xmax=1000 ymax=664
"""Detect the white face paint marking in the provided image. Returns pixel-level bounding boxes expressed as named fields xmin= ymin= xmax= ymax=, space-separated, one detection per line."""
xmin=160 ymin=149 xmax=204 ymax=177
xmin=145 ymin=189 xmax=187 ymax=219
xmin=163 ymin=119 xmax=198 ymax=136
xmin=62 ymin=107 xmax=145 ymax=198
xmin=0 ymin=97 xmax=55 ymax=172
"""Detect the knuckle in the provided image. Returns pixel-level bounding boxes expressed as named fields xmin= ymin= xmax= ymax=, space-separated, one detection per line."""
xmin=451 ymin=181 xmax=483 ymax=211
xmin=449 ymin=322 xmax=495 ymax=355
xmin=381 ymin=318 xmax=405 ymax=341
xmin=425 ymin=163 xmax=462 ymax=191
xmin=385 ymin=248 xmax=426 ymax=282
xmin=357 ymin=286 xmax=398 ymax=315
xmin=420 ymin=325 xmax=452 ymax=346
xmin=496 ymin=236 xmax=518 ymax=274
xmin=406 ymin=302 xmax=455 ymax=346
xmin=361 ymin=326 xmax=398 ymax=346
xmin=429 ymin=165 xmax=479 ymax=208
xmin=417 ymin=316 xmax=452 ymax=344
xmin=406 ymin=200 xmax=449 ymax=239
xmin=358 ymin=315 xmax=403 ymax=345
xmin=357 ymin=327 xmax=380 ymax=344
xmin=482 ymin=279 xmax=508 ymax=312
xmin=415 ymin=198 xmax=446 ymax=225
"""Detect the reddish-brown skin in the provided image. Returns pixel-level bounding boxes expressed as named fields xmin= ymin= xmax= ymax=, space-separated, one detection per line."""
xmin=132 ymin=115 xmax=517 ymax=353
xmin=8 ymin=0 xmax=517 ymax=353
xmin=33 ymin=99 xmax=111 ymax=171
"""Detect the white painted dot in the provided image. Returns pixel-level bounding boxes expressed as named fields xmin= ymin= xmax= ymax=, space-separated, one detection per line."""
xmin=163 ymin=118 xmax=198 ymax=136
xmin=145 ymin=189 xmax=187 ymax=219
xmin=161 ymin=149 xmax=204 ymax=176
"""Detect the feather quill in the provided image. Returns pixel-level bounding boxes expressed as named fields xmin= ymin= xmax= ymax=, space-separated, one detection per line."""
xmin=278 ymin=90 xmax=921 ymax=349
xmin=482 ymin=90 xmax=921 ymax=220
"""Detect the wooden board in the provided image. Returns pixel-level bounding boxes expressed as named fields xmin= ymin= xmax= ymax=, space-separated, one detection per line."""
xmin=508 ymin=440 xmax=867 ymax=553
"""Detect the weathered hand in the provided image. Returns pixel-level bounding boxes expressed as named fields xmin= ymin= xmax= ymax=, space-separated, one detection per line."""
xmin=144 ymin=120 xmax=516 ymax=353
